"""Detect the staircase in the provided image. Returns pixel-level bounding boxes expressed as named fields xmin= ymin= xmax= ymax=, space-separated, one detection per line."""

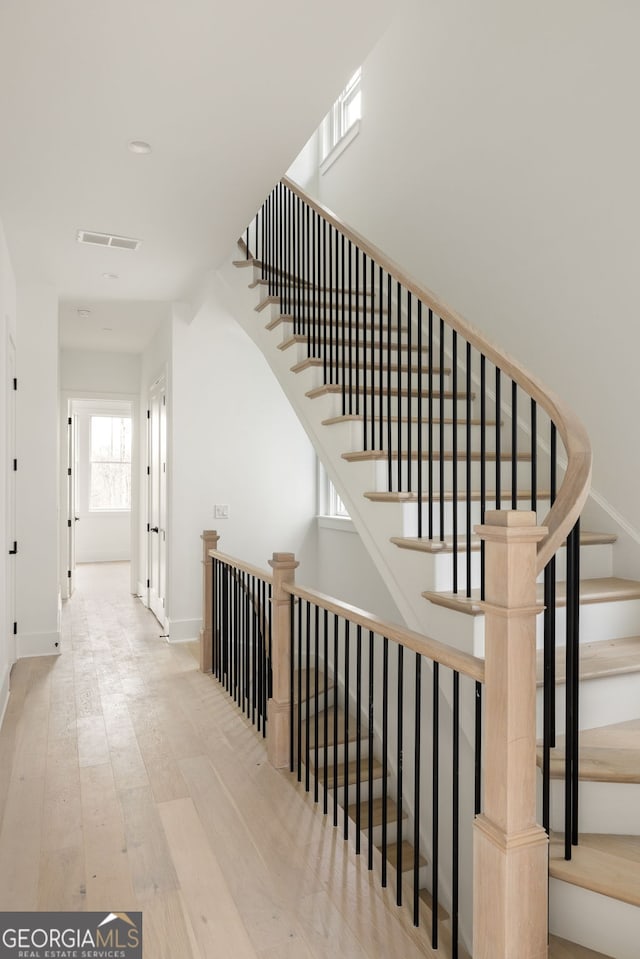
xmin=217 ymin=178 xmax=639 ymax=957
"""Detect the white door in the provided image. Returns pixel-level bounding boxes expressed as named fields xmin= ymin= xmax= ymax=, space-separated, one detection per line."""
xmin=7 ymin=336 xmax=16 ymax=665
xmin=66 ymin=411 xmax=78 ymax=596
xmin=148 ymin=375 xmax=167 ymax=627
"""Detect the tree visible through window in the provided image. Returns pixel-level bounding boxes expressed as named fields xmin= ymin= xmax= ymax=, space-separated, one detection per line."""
xmin=89 ymin=416 xmax=132 ymax=510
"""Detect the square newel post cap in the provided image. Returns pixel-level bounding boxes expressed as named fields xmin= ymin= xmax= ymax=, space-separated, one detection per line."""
xmin=475 ymin=510 xmax=548 ymax=545
xmin=268 ymin=552 xmax=299 ymax=572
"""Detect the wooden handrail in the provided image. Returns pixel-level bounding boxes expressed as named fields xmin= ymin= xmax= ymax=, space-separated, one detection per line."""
xmin=209 ymin=548 xmax=274 ymax=586
xmin=285 ymin=581 xmax=485 ymax=683
xmin=281 ymin=174 xmax=592 ymax=572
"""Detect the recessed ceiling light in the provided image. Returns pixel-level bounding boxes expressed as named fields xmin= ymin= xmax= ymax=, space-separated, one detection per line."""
xmin=128 ymin=140 xmax=152 ymax=155
xmin=77 ymin=308 xmax=91 ymax=318
xmin=102 ymin=272 xmax=119 ymax=280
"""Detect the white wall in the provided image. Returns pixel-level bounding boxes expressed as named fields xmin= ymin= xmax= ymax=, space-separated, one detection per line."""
xmin=167 ymin=289 xmax=318 ymax=641
xmin=60 ymin=349 xmax=140 ymax=395
xmin=0 ymin=218 xmax=17 ymax=719
xmin=309 ymin=0 xmax=640 ymax=574
xmin=16 ymin=282 xmax=60 ymax=657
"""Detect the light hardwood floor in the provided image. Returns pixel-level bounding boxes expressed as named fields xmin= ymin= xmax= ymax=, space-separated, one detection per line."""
xmin=0 ymin=562 xmax=441 ymax=959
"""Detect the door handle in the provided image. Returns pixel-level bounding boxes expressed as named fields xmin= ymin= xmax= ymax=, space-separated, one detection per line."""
xmin=74 ymin=516 xmax=80 ymax=522
xmin=150 ymin=526 xmax=159 ymax=533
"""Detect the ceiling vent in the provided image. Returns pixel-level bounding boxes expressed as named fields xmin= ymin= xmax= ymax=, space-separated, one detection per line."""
xmin=77 ymin=230 xmax=142 ymax=251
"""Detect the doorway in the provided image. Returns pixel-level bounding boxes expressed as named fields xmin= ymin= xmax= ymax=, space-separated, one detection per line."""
xmin=147 ymin=373 xmax=167 ymax=627
xmin=61 ymin=394 xmax=138 ymax=601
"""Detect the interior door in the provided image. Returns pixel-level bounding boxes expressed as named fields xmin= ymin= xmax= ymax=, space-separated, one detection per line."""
xmin=7 ymin=336 xmax=16 ymax=665
xmin=148 ymin=375 xmax=167 ymax=627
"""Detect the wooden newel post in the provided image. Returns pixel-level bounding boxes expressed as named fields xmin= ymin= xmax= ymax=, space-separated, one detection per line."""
xmin=473 ymin=511 xmax=549 ymax=959
xmin=267 ymin=551 xmax=299 ymax=769
xmin=199 ymin=529 xmax=220 ymax=674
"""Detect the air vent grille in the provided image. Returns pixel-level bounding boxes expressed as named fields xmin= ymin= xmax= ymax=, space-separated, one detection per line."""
xmin=77 ymin=230 xmax=142 ymax=251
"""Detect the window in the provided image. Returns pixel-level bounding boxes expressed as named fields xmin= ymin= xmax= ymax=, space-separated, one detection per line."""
xmin=320 ymin=67 xmax=362 ymax=166
xmin=89 ymin=415 xmax=132 ymax=511
xmin=329 ymin=483 xmax=350 ymax=519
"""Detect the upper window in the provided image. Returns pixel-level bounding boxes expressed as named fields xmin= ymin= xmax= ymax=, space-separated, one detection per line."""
xmin=89 ymin=415 xmax=132 ymax=511
xmin=320 ymin=68 xmax=362 ymax=164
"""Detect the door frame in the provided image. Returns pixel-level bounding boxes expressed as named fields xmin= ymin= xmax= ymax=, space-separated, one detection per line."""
xmin=6 ymin=333 xmax=16 ymax=666
xmin=59 ymin=391 xmax=140 ymax=598
xmin=146 ymin=372 xmax=168 ymax=629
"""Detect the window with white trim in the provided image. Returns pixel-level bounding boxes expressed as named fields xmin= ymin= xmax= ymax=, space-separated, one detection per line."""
xmin=89 ymin=415 xmax=132 ymax=511
xmin=320 ymin=68 xmax=362 ymax=163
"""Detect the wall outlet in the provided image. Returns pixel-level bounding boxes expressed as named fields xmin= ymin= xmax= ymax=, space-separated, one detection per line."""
xmin=214 ymin=504 xmax=229 ymax=519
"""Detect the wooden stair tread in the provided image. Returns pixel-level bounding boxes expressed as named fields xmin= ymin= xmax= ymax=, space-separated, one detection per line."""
xmin=536 ymin=635 xmax=640 ymax=687
xmin=313 ymin=757 xmax=384 ymax=788
xmin=308 ymin=384 xmax=471 ymax=401
xmin=347 ymin=796 xmax=406 ymax=828
xmin=301 ymin=708 xmax=365 ymax=748
xmin=425 ymin=577 xmax=640 ymax=617
xmin=291 ymin=357 xmax=449 ymax=376
xmin=293 ymin=668 xmax=334 ymax=704
xmin=417 ymin=887 xmax=449 ymax=921
xmin=538 ymin=718 xmax=640 ymax=783
xmin=549 ymin=832 xmax=640 ymax=907
xmin=394 ymin=530 xmax=614 ymax=556
xmin=365 ymin=488 xmax=550 ymax=503
xmin=344 ymin=448 xmax=529 ymax=463
xmin=279 ymin=334 xmax=429 ymax=354
xmin=548 ymin=934 xmax=614 ymax=958
xmin=257 ymin=297 xmax=388 ymax=316
xmin=322 ymin=414 xmax=497 ymax=427
xmin=382 ymin=839 xmax=427 ymax=871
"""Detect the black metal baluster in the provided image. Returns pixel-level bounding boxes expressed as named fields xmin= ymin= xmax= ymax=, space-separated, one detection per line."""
xmin=297 ymin=596 xmax=303 ymax=782
xmin=314 ymin=604 xmax=320 ymax=803
xmin=322 ymin=218 xmax=328 ymax=383
xmin=396 ymin=281 xmax=402 ymax=493
xmin=570 ymin=518 xmax=581 ymax=847
xmin=382 ymin=636 xmax=389 ymax=887
xmin=355 ymin=247 xmax=360 ymax=416
xmin=452 ymin=671 xmax=460 ymax=959
xmin=289 ymin=594 xmax=295 ymax=773
xmin=341 ymin=234 xmax=346 ymax=416
xmin=466 ymin=342 xmax=472 ymax=598
xmin=344 ymin=619 xmax=350 ymax=840
xmin=378 ymin=265 xmax=384 ymax=451
xmin=475 ymin=681 xmax=482 ymax=815
xmin=417 ymin=301 xmax=423 ymax=538
xmin=266 ymin=581 xmax=272 ymax=729
xmin=531 ymin=399 xmax=538 ymax=513
xmin=432 ymin=661 xmax=439 ymax=949
xmin=439 ymin=318 xmax=445 ymax=543
xmin=413 ymin=652 xmax=422 ymax=927
xmin=480 ymin=355 xmax=486 ymax=601
xmin=356 ymin=624 xmax=362 ymax=853
xmin=329 ymin=225 xmax=334 ymax=384
xmin=396 ymin=643 xmax=404 ymax=907
xmin=311 ymin=210 xmax=317 ymax=358
xmin=428 ymin=309 xmax=434 ymax=540
xmin=348 ymin=241 xmax=353 ymax=414
xmin=495 ymin=367 xmax=502 ymax=510
xmin=387 ymin=275 xmax=393 ymax=490
xmin=407 ymin=290 xmax=412 ymax=494
xmin=368 ymin=629 xmax=375 ymax=870
xmin=305 ymin=600 xmax=311 ymax=792
xmin=452 ymin=330 xmax=458 ymax=594
xmin=333 ymin=613 xmax=339 ymax=828
xmin=511 ymin=381 xmax=518 ymax=510
xmin=324 ymin=608 xmax=329 ymax=816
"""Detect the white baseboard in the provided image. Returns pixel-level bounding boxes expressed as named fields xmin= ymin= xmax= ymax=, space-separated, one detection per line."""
xmin=167 ymin=618 xmax=200 ymax=643
xmin=17 ymin=630 xmax=61 ymax=658
xmin=0 ymin=665 xmax=10 ymax=730
xmin=137 ymin=582 xmax=149 ymax=606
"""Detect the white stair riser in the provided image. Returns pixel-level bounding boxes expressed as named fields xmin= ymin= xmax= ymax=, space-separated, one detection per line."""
xmin=549 ymin=878 xmax=640 ymax=959
xmin=544 ymin=777 xmax=640 ymax=835
xmin=368 ymin=457 xmax=533 ymax=494
xmin=393 ymin=499 xmax=549 ymax=539
xmin=535 ymin=543 xmax=613 ymax=583
xmin=297 ymin=364 xmax=453 ymax=394
xmin=289 ymin=340 xmax=430 ymax=366
xmin=536 ymin=671 xmax=640 ymax=737
xmin=537 ymin=598 xmax=640 ymax=646
xmin=324 ymin=418 xmax=504 ymax=456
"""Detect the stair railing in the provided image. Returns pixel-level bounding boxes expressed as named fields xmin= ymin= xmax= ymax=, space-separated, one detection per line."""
xmin=201 ymin=520 xmax=550 ymax=958
xmin=241 ymin=178 xmax=592 ymax=862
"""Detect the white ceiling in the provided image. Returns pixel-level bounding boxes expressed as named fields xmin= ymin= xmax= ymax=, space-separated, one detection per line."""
xmin=0 ymin=0 xmax=394 ymax=352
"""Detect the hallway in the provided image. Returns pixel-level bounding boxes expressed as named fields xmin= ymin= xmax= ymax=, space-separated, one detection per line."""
xmin=0 ymin=563 xmax=434 ymax=958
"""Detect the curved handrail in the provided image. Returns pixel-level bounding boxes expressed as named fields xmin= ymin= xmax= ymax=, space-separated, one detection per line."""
xmin=281 ymin=175 xmax=592 ymax=572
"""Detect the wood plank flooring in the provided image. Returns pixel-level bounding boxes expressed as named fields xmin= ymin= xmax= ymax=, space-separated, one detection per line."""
xmin=0 ymin=562 xmax=441 ymax=959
